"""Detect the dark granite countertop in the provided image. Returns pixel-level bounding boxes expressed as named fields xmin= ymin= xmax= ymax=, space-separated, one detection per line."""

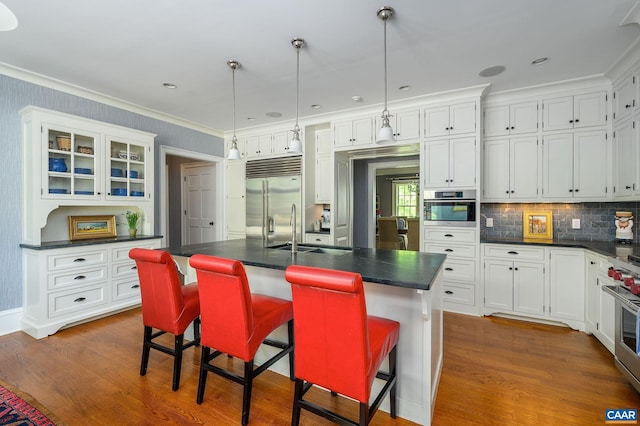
xmin=20 ymin=235 xmax=163 ymax=250
xmin=480 ymin=237 xmax=640 ymax=261
xmin=164 ymin=239 xmax=445 ymax=291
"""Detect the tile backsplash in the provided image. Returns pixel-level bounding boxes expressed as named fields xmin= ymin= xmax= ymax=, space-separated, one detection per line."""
xmin=480 ymin=202 xmax=640 ymax=243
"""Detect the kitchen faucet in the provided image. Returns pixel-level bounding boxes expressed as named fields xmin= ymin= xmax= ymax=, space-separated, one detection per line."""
xmin=290 ymin=203 xmax=297 ymax=254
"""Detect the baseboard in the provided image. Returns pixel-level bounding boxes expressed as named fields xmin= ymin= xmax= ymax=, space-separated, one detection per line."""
xmin=0 ymin=308 xmax=23 ymax=336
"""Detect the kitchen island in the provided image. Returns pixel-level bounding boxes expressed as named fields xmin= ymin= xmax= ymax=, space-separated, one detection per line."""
xmin=165 ymin=239 xmax=445 ymax=426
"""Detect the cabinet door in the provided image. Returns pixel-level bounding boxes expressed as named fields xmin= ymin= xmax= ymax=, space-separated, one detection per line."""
xmin=513 ymin=261 xmax=545 ymax=315
xmin=271 ymin=131 xmax=290 ymax=156
xmin=573 ymin=130 xmax=608 ymax=199
xmin=316 ymin=129 xmax=331 ymax=155
xmin=449 ymin=102 xmax=476 ymax=135
xmin=449 ymin=137 xmax=476 ymax=188
xmin=395 ymin=109 xmax=420 ymax=141
xmin=245 ymin=135 xmax=261 ymax=158
xmin=484 ymin=260 xmax=513 ymax=311
xmin=584 ymin=253 xmax=598 ymax=334
xmin=423 ymin=139 xmax=450 ymax=188
xmin=107 ymin=138 xmax=151 ymax=200
xmin=483 ymin=105 xmax=510 ymax=138
xmin=510 ymin=101 xmax=538 ymax=135
xmin=542 ymin=96 xmax=573 ymax=131
xmin=599 ymin=285 xmax=616 ymax=353
xmin=482 ymin=138 xmax=510 ymax=199
xmin=352 ymin=117 xmax=373 ymax=145
xmin=424 ymin=106 xmax=451 ymax=138
xmin=225 ymin=137 xmax=245 ymax=159
xmin=549 ymin=249 xmax=585 ymax=322
xmin=315 ymin=155 xmax=332 ymax=203
xmin=614 ymin=75 xmax=635 ymax=123
xmin=574 ymin=92 xmax=607 ymax=129
xmin=510 ymin=136 xmax=539 ymax=199
xmin=613 ymin=119 xmax=637 ymax=197
xmin=542 ymin=133 xmax=574 ymax=199
xmin=225 ymin=161 xmax=246 ymax=237
xmin=333 ymin=120 xmax=353 ymax=147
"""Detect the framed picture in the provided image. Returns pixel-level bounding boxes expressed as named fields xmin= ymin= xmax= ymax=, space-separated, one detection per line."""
xmin=523 ymin=211 xmax=553 ymax=240
xmin=68 ymin=215 xmax=117 ymax=241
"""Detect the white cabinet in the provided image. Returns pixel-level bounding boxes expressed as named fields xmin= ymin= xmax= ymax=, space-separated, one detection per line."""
xmin=541 ymin=130 xmax=608 ymax=200
xmin=548 ymin=248 xmax=585 ymax=329
xmin=225 ymin=137 xmax=246 ymax=160
xmin=613 ymin=119 xmax=638 ymax=198
xmin=613 ymin=74 xmax=635 ymax=123
xmin=483 ymin=136 xmax=539 ymax=200
xmin=542 ymin=92 xmax=607 ymax=131
xmin=424 ymin=102 xmax=476 ymax=138
xmin=375 ymin=109 xmax=421 ymax=141
xmin=585 ymin=252 xmax=615 ymax=353
xmin=225 ymin=161 xmax=246 ymax=239
xmin=423 ymin=137 xmax=476 ymax=189
xmin=271 ymin=131 xmax=291 ymax=156
xmin=315 ymin=129 xmax=332 ymax=204
xmin=21 ymin=106 xmax=156 ymax=245
xmin=305 ymin=233 xmax=331 ymax=245
xmin=22 ymin=238 xmax=161 ymax=339
xmin=333 ymin=116 xmax=373 ymax=147
xmin=483 ymin=244 xmax=546 ymax=317
xmin=483 ymin=101 xmax=538 ymax=137
xmin=425 ymin=227 xmax=478 ymax=315
xmin=245 ymin=130 xmax=296 ymax=159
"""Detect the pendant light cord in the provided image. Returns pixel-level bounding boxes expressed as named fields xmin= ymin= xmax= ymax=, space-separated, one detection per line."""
xmin=295 ymin=44 xmax=300 ymax=132
xmin=383 ymin=16 xmax=388 ymax=116
xmin=232 ymin=65 xmax=237 ymax=142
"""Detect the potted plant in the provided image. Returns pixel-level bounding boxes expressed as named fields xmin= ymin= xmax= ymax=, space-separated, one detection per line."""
xmin=126 ymin=210 xmax=142 ymax=237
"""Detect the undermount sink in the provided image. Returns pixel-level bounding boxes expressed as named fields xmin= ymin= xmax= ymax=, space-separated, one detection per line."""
xmin=268 ymin=243 xmax=352 ymax=255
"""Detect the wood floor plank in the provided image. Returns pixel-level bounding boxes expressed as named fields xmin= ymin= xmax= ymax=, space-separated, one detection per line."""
xmin=0 ymin=308 xmax=638 ymax=425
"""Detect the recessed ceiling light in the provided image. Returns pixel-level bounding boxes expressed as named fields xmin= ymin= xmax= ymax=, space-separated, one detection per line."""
xmin=162 ymin=82 xmax=177 ymax=89
xmin=351 ymin=96 xmax=363 ymax=102
xmin=266 ymin=112 xmax=282 ymax=118
xmin=478 ymin=65 xmax=506 ymax=77
xmin=531 ymin=57 xmax=549 ymax=65
xmin=311 ymin=104 xmax=321 ymax=109
xmin=399 ymin=85 xmax=411 ymax=91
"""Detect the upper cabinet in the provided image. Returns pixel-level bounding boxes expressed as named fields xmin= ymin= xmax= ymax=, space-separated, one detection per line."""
xmin=483 ymin=101 xmax=538 ymax=138
xmin=21 ymin=106 xmax=156 ymax=244
xmin=333 ymin=116 xmax=373 ymax=147
xmin=613 ymin=74 xmax=636 ymax=124
xmin=424 ymin=101 xmax=476 ymax=138
xmin=542 ymin=92 xmax=607 ymax=131
xmin=245 ymin=130 xmax=295 ymax=159
xmin=423 ymin=137 xmax=476 ymax=189
xmin=374 ymin=109 xmax=421 ymax=141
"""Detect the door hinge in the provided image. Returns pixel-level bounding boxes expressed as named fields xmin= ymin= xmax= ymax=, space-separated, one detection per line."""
xmin=613 ymin=92 xmax=616 ymax=99
xmin=184 ymin=210 xmax=187 ymax=215
xmin=605 ymin=114 xmax=608 ymax=122
xmin=596 ymin=322 xmax=599 ymax=331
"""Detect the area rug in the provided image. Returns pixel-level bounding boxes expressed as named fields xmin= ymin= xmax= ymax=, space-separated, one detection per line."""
xmin=0 ymin=378 xmax=60 ymax=425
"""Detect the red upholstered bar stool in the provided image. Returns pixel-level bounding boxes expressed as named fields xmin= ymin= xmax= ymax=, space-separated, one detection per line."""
xmin=128 ymin=248 xmax=201 ymax=391
xmin=285 ymin=265 xmax=400 ymax=426
xmin=189 ymin=254 xmax=294 ymax=426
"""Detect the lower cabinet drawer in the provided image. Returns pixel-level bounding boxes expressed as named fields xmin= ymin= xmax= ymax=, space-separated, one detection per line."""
xmin=442 ymin=259 xmax=476 ymax=283
xmin=48 ymin=285 xmax=108 ymax=318
xmin=443 ymin=283 xmax=475 ymax=306
xmin=483 ymin=244 xmax=545 ymax=261
xmin=305 ymin=233 xmax=331 ymax=244
xmin=112 ymin=261 xmax=139 ymax=279
xmin=48 ymin=267 xmax=108 ymax=291
xmin=426 ymin=243 xmax=475 ymax=259
xmin=113 ymin=278 xmax=141 ymax=302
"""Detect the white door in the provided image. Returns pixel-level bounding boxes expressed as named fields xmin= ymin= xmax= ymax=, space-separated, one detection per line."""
xmin=484 ymin=260 xmax=514 ymax=311
xmin=510 ymin=101 xmax=538 ymax=135
xmin=334 ymin=154 xmax=351 ymax=246
xmin=513 ymin=262 xmax=545 ymax=315
xmin=423 ymin=139 xmax=450 ymax=188
xmin=484 ymin=105 xmax=510 ymax=138
xmin=424 ymin=106 xmax=451 ymax=137
xmin=542 ymin=96 xmax=573 ymax=131
xmin=542 ymin=133 xmax=574 ymax=198
xmin=449 ymin=137 xmax=476 ymax=188
xmin=574 ymin=92 xmax=607 ymax=129
xmin=449 ymin=102 xmax=476 ymax=135
xmin=483 ymin=138 xmax=510 ymax=199
xmin=549 ymin=249 xmax=585 ymax=322
xmin=573 ymin=129 xmax=608 ymax=199
xmin=510 ymin=136 xmax=539 ymax=199
xmin=183 ymin=163 xmax=217 ymax=245
xmin=613 ymin=119 xmax=636 ymax=197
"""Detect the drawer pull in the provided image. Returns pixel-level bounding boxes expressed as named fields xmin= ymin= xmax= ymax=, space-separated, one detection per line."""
xmin=74 ymin=297 xmax=87 ymax=303
xmin=131 ymin=266 xmax=137 ymax=270
xmin=74 ymin=275 xmax=86 ymax=280
xmin=444 ymin=234 xmax=453 ymax=237
xmin=131 ymin=284 xmax=140 ymax=289
xmin=507 ymin=251 xmax=518 ymax=255
xmin=444 ymin=267 xmax=454 ymax=271
xmin=444 ymin=248 xmax=454 ymax=252
xmin=73 ymin=258 xmax=86 ymax=262
xmin=444 ymin=290 xmax=454 ymax=295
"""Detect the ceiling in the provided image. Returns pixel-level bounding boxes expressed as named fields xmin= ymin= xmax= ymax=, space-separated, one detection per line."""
xmin=1 ymin=0 xmax=640 ymax=135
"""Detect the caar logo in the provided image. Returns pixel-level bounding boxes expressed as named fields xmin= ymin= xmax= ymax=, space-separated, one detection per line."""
xmin=606 ymin=409 xmax=638 ymax=424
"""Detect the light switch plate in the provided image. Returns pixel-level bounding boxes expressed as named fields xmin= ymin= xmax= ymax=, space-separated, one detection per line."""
xmin=572 ymin=218 xmax=580 ymax=229
xmin=486 ymin=217 xmax=493 ymax=227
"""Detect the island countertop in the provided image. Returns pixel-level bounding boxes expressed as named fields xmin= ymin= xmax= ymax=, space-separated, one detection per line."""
xmin=164 ymin=239 xmax=445 ymax=291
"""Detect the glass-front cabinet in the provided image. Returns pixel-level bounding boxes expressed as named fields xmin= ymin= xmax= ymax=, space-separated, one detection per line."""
xmin=44 ymin=125 xmax=100 ymax=198
xmin=107 ymin=137 xmax=149 ymax=199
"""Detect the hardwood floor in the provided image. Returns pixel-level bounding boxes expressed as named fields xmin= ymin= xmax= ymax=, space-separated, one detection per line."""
xmin=0 ymin=309 xmax=638 ymax=425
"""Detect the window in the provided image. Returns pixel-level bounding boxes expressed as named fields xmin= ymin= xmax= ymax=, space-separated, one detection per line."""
xmin=393 ymin=180 xmax=419 ymax=217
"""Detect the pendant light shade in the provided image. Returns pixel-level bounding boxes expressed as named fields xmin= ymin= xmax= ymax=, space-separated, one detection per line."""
xmin=289 ymin=37 xmax=305 ymax=155
xmin=227 ymin=60 xmax=242 ymax=160
xmin=0 ymin=2 xmax=18 ymax=31
xmin=376 ymin=6 xmax=395 ymax=144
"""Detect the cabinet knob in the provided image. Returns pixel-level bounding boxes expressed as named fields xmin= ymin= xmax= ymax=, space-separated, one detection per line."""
xmin=511 ymin=126 xmax=514 ymax=130
xmin=445 ymin=127 xmax=450 ymax=130
xmin=590 ymin=261 xmax=596 ymax=265
xmin=569 ymin=119 xmax=574 ymax=123
xmin=509 ymin=267 xmax=513 ymax=270
xmin=569 ymin=189 xmax=573 ymax=192
xmin=626 ymin=185 xmax=632 ymax=189
xmin=444 ymin=290 xmax=454 ymax=295
xmin=511 ymin=190 xmax=514 ymax=193
xmin=506 ymin=190 xmax=510 ymax=194
xmin=575 ymin=119 xmax=579 ymax=123
xmin=574 ymin=189 xmax=579 ymax=192
xmin=626 ymin=104 xmax=631 ymax=109
xmin=514 ymin=267 xmax=519 ymax=271
xmin=506 ymin=127 xmax=510 ymax=130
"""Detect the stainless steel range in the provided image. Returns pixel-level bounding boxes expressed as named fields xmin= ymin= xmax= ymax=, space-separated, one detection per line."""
xmin=604 ymin=254 xmax=640 ymax=393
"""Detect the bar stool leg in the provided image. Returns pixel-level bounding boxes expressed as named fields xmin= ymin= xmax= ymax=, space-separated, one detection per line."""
xmin=196 ymin=347 xmax=210 ymax=404
xmin=242 ymin=360 xmax=254 ymax=426
xmin=291 ymin=378 xmax=304 ymax=426
xmin=140 ymin=326 xmax=152 ymax=376
xmin=172 ymin=334 xmax=184 ymax=391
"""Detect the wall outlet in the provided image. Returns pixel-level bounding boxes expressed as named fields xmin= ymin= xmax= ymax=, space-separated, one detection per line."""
xmin=572 ymin=218 xmax=580 ymax=229
xmin=486 ymin=217 xmax=494 ymax=227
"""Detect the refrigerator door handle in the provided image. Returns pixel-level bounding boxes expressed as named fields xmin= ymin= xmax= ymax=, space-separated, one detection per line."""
xmin=262 ymin=180 xmax=268 ymax=243
xmin=267 ymin=217 xmax=275 ymax=233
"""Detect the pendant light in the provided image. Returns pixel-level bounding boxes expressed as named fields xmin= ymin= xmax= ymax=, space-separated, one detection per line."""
xmin=288 ymin=37 xmax=305 ymax=155
xmin=227 ymin=60 xmax=242 ymax=160
xmin=376 ymin=6 xmax=395 ymax=144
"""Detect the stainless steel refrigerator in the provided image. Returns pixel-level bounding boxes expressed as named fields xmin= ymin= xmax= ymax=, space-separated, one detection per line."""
xmin=245 ymin=157 xmax=302 ymax=247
